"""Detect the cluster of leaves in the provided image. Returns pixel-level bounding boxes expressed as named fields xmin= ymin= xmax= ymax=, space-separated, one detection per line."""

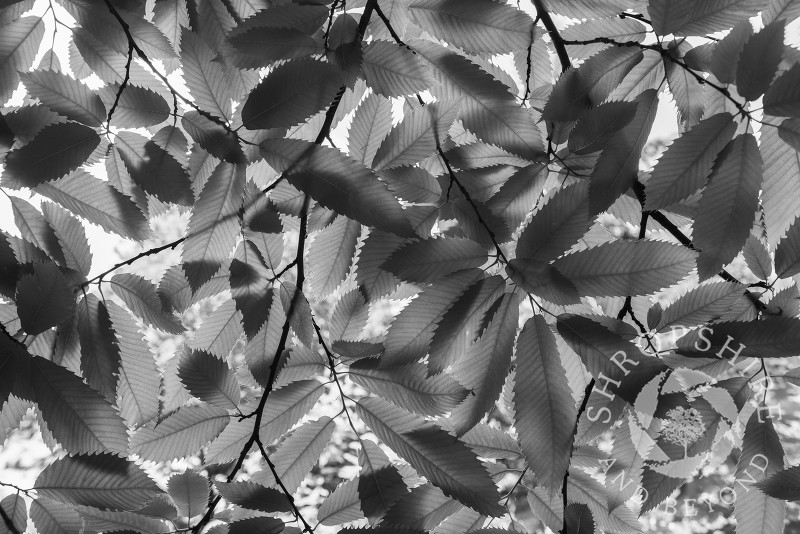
xmin=2 ymin=0 xmax=800 ymax=532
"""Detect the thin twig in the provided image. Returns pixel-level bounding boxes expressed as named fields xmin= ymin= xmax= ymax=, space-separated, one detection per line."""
xmin=254 ymin=438 xmax=315 ymax=533
xmin=79 ymin=237 xmax=184 ymax=288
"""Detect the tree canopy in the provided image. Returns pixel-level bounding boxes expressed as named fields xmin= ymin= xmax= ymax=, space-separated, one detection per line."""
xmin=2 ymin=0 xmax=800 ymax=533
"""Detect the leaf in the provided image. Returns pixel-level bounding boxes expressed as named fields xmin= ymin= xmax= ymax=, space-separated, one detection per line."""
xmin=107 ymin=301 xmax=161 ymax=427
xmin=74 ymin=505 xmax=170 ymax=534
xmin=190 ymin=298 xmax=243 ymax=359
xmin=381 ymin=268 xmax=482 ymax=367
xmin=227 ymin=27 xmax=322 ymax=67
xmin=776 ymin=217 xmax=800 ymax=277
xmin=568 ymin=101 xmax=638 ymax=155
xmin=513 ymin=315 xmax=577 ymax=492
xmin=41 ymin=202 xmax=91 ymax=275
xmin=414 ymin=40 xmax=545 ymax=160
xmin=665 ymin=54 xmax=705 ymax=128
xmin=372 ymin=99 xmax=460 ymax=170
xmin=319 ymin=479 xmax=364 ymax=525
xmin=736 ymin=19 xmax=785 ymax=101
xmin=103 ymin=83 xmax=170 ymax=128
xmin=180 ymin=29 xmax=231 ymax=119
xmin=308 ymin=215 xmax=361 ymax=299
xmin=130 ymin=403 xmax=230 ymax=461
xmin=0 ymin=493 xmax=26 ymax=534
xmin=355 ymin=230 xmax=405 ymax=300
xmin=552 ymin=240 xmax=697 ymax=297
xmin=182 ymin=111 xmax=245 ymax=164
xmin=407 ymin=0 xmax=532 ymax=55
xmin=76 ymin=294 xmax=120 ymax=402
xmin=183 ymin=162 xmax=245 ymax=289
xmin=644 ymin=112 xmax=736 ymax=210
xmin=15 ymin=262 xmax=74 ymax=335
xmin=244 ymin=289 xmax=285 ymax=385
xmin=588 ymin=89 xmax=658 ymax=214
xmin=9 ymin=196 xmax=65 ymax=265
xmin=348 ymin=92 xmax=393 ymax=165
xmin=708 ymin=20 xmax=752 ymax=84
xmin=242 ymin=58 xmax=342 ymax=130
xmin=460 ymin=423 xmax=522 ymax=460
xmin=761 ymin=118 xmax=800 ymax=246
xmin=764 ymin=63 xmax=800 ymax=117
xmin=758 ymin=465 xmax=800 ymax=500
xmin=650 ymin=0 xmax=766 ymax=36
xmin=527 ymin=487 xmax=563 ymax=533
xmin=382 ymin=237 xmax=487 ymax=283
xmin=36 ymin=169 xmax=149 ymax=240
xmin=428 ymin=274 xmax=505 ymax=374
xmin=648 ymin=0 xmax=693 ymax=35
xmin=655 ymin=281 xmax=746 ymax=331
xmin=362 ymin=41 xmax=432 ymax=98
xmin=355 ymin=396 xmax=503 ymax=516
xmin=250 ymin=416 xmax=336 ymax=493
xmin=566 ymin=469 xmax=641 ymax=534
xmin=206 ymin=379 xmax=324 ymax=463
xmin=449 ymin=292 xmax=519 ymax=435
xmin=178 ymin=349 xmax=240 ymax=410
xmin=1 ymin=122 xmax=100 ymax=188
xmin=260 ymin=139 xmax=415 ymax=237
xmin=0 ymin=16 xmax=45 ymax=103
xmin=382 ymin=483 xmax=462 ymax=530
xmin=20 ymin=69 xmax=106 ymax=126
xmin=743 ymin=234 xmax=773 ymax=280
xmin=349 ymin=362 xmax=468 ymax=416
xmin=357 ymin=439 xmax=409 ymax=524
xmin=676 ymin=317 xmax=800 ymax=358
xmin=693 ymin=134 xmax=762 ymax=280
xmin=543 ymin=48 xmax=644 ymax=122
xmin=565 ymin=503 xmax=594 ymax=534
xmin=35 ymin=454 xmax=163 ymax=511
xmin=229 ymin=241 xmax=271 ymax=342
xmin=735 ymin=410 xmax=785 ymax=534
xmin=30 ymin=497 xmax=82 ymax=534
xmin=115 ymin=131 xmax=192 ymax=205
xmin=516 ymin=180 xmax=591 ymax=264
xmin=557 ymin=314 xmax=667 ymax=404
xmin=214 ymin=481 xmax=292 ymax=513
xmin=167 ymin=471 xmax=209 ymax=519
xmin=109 ymin=273 xmax=184 ymax=333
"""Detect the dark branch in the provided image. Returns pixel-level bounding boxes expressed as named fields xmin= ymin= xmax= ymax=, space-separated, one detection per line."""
xmin=532 ymin=0 xmax=571 ymax=72
xmin=104 ymin=43 xmax=134 ymax=132
xmin=80 ymin=237 xmax=184 ymax=288
xmin=254 ymin=438 xmax=315 ymax=533
xmin=560 ymin=377 xmax=595 ymax=533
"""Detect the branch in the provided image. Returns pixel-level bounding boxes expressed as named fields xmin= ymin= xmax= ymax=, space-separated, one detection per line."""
xmin=532 ymin=0 xmax=570 ymax=72
xmin=104 ymin=43 xmax=134 ymax=132
xmin=79 ymin=237 xmax=184 ymax=288
xmin=192 ymin=3 xmax=381 ymax=529
xmin=254 ymin=438 xmax=315 ymax=533
xmin=101 ymin=0 xmax=236 ymax=134
xmin=559 ymin=36 xmax=751 ymax=119
xmin=559 ymin=377 xmax=595 ymax=533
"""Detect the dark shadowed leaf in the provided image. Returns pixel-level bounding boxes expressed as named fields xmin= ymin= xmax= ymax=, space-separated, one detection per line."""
xmin=16 ymin=262 xmax=74 ymax=335
xmin=260 ymin=139 xmax=415 ymax=237
xmin=1 ymin=122 xmax=99 ymax=188
xmin=35 ymin=454 xmax=163 ymax=511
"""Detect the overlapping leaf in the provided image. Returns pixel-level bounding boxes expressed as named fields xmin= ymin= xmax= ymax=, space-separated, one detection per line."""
xmin=35 ymin=454 xmax=163 ymax=511
xmin=260 ymin=139 xmax=415 ymax=237
xmin=355 ymin=396 xmax=503 ymax=516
